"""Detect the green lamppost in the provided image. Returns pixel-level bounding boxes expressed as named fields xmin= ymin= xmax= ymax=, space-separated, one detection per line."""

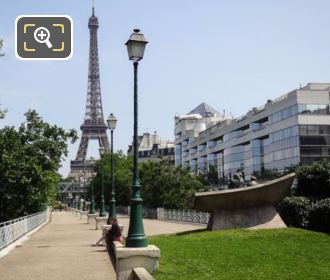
xmin=75 ymin=194 xmax=78 ymax=209
xmin=77 ymin=181 xmax=81 ymax=210
xmin=99 ymin=146 xmax=106 ymax=217
xmin=74 ymin=191 xmax=78 ymax=209
xmin=107 ymin=113 xmax=118 ymax=219
xmin=82 ymin=169 xmax=87 ymax=211
xmin=125 ymin=29 xmax=148 ymax=248
xmin=89 ymin=158 xmax=96 ymax=214
xmin=68 ymin=192 xmax=73 ymax=208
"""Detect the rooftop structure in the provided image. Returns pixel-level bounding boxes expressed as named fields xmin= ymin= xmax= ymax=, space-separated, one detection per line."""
xmin=128 ymin=132 xmax=175 ymax=164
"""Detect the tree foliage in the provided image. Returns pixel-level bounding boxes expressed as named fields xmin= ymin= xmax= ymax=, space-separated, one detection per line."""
xmin=277 ymin=196 xmax=310 ymax=228
xmin=0 ymin=110 xmax=77 ymax=222
xmin=308 ymin=198 xmax=330 ymax=233
xmin=140 ymin=160 xmax=206 ymax=209
xmin=89 ymin=151 xmax=133 ymax=206
xmin=295 ymin=160 xmax=330 ymax=198
xmin=0 ymin=104 xmax=6 ymax=119
xmin=278 ymin=160 xmax=330 ymax=233
xmin=90 ymin=156 xmax=205 ymax=210
xmin=0 ymin=39 xmax=4 ymax=57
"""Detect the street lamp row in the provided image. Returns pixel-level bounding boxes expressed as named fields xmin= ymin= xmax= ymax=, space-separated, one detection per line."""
xmin=86 ymin=29 xmax=148 ymax=248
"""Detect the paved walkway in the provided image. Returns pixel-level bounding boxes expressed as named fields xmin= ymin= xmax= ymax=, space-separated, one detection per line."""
xmin=0 ymin=212 xmax=116 ymax=280
xmin=0 ymin=211 xmax=205 ymax=280
xmin=118 ymin=215 xmax=206 ymax=237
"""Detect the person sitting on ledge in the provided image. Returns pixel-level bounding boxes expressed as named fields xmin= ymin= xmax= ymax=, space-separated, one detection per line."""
xmin=106 ymin=218 xmax=124 ymax=245
xmin=92 ymin=216 xmax=114 ymax=246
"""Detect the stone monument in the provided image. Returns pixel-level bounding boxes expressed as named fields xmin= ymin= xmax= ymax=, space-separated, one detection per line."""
xmin=194 ymin=173 xmax=295 ymax=230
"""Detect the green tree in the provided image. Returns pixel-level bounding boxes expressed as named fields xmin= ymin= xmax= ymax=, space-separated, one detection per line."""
xmin=140 ymin=161 xmax=206 ymax=209
xmin=89 ymin=151 xmax=133 ymax=207
xmin=0 ymin=39 xmax=4 ymax=57
xmin=0 ymin=104 xmax=6 ymax=119
xmin=0 ymin=110 xmax=77 ymax=222
xmin=90 ymin=156 xmax=206 ymax=210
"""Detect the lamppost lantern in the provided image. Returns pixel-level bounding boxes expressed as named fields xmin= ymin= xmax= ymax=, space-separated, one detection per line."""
xmin=125 ymin=29 xmax=148 ymax=62
xmin=107 ymin=113 xmax=117 ymax=131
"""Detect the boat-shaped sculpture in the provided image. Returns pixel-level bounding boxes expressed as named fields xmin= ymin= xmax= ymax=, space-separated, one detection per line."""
xmin=194 ymin=173 xmax=295 ymax=230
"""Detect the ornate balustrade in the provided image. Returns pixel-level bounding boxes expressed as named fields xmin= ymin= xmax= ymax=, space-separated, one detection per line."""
xmin=117 ymin=206 xmax=209 ymax=225
xmin=157 ymin=208 xmax=209 ymax=224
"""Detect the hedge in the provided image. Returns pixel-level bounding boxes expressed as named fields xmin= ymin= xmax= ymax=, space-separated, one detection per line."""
xmin=277 ymin=196 xmax=310 ymax=228
xmin=308 ymin=198 xmax=330 ymax=233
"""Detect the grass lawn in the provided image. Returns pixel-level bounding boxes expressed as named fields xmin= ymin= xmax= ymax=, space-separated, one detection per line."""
xmin=149 ymin=228 xmax=330 ymax=280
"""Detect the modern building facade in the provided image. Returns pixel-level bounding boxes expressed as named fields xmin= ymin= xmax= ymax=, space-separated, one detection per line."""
xmin=128 ymin=132 xmax=175 ymax=164
xmin=175 ymin=83 xmax=330 ymax=181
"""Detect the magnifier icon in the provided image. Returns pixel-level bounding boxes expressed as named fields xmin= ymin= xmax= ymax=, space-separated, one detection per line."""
xmin=34 ymin=27 xmax=53 ymax=48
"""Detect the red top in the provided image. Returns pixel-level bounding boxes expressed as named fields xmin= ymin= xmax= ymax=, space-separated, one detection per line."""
xmin=115 ymin=236 xmax=124 ymax=243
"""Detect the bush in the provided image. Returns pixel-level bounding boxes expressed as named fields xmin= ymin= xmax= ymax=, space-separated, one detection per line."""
xmin=277 ymin=196 xmax=310 ymax=228
xmin=308 ymin=198 xmax=330 ymax=233
xmin=52 ymin=201 xmax=61 ymax=209
xmin=278 ymin=161 xmax=330 ymax=234
xmin=295 ymin=160 xmax=330 ymax=198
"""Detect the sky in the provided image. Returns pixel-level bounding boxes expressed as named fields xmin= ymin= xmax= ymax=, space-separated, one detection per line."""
xmin=1 ymin=0 xmax=330 ymax=176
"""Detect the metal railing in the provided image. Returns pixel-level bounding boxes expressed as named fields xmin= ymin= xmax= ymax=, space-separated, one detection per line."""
xmin=0 ymin=208 xmax=49 ymax=250
xmin=157 ymin=208 xmax=209 ymax=224
xmin=117 ymin=206 xmax=210 ymax=225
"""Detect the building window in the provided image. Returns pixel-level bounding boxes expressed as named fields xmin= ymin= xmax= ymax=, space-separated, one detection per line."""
xmin=299 ymin=125 xmax=330 ymax=164
xmin=298 ymin=104 xmax=330 ymax=115
xmin=175 ymin=144 xmax=182 ymax=166
xmin=269 ymin=105 xmax=298 ymax=124
xmin=198 ymin=144 xmax=207 ymax=152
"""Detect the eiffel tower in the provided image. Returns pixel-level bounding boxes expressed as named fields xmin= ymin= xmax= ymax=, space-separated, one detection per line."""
xmin=69 ymin=7 xmax=110 ymax=179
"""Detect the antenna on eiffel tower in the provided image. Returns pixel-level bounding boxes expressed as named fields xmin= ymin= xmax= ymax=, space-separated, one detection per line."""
xmin=92 ymin=0 xmax=95 ymax=15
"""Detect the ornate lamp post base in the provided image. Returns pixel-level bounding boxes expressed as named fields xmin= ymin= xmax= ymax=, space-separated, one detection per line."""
xmin=109 ymin=200 xmax=117 ymax=219
xmin=99 ymin=195 xmax=106 ymax=217
xmin=126 ymin=187 xmax=148 ymax=248
xmin=89 ymin=198 xmax=96 ymax=214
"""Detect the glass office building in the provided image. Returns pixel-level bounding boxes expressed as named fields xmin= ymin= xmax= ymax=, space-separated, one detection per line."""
xmin=174 ymin=83 xmax=330 ymax=181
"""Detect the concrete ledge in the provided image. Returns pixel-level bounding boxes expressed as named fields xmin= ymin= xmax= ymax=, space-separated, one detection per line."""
xmin=133 ymin=267 xmax=155 ymax=280
xmin=80 ymin=211 xmax=88 ymax=220
xmin=114 ymin=243 xmax=160 ymax=280
xmin=87 ymin=213 xmax=98 ymax=224
xmin=195 ymin=173 xmax=295 ymax=211
xmin=208 ymin=205 xmax=287 ymax=230
xmin=95 ymin=216 xmax=107 ymax=229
